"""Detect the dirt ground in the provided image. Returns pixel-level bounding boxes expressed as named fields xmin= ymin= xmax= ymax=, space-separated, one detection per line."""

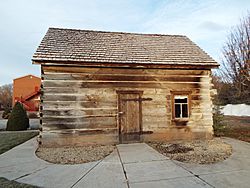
xmin=148 ymin=138 xmax=232 ymax=164
xmin=36 ymin=138 xmax=233 ymax=165
xmin=36 ymin=145 xmax=115 ymax=164
xmin=217 ymin=116 xmax=250 ymax=142
xmin=36 ymin=116 xmax=249 ymax=165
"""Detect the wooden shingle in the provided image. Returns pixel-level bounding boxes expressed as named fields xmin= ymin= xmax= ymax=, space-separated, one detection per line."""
xmin=33 ymin=28 xmax=218 ymax=67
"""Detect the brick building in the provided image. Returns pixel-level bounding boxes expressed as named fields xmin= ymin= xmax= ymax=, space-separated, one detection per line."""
xmin=13 ymin=75 xmax=41 ymax=111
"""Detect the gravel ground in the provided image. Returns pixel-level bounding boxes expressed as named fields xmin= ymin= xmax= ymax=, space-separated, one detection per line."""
xmin=36 ymin=145 xmax=116 ymax=164
xmin=148 ymin=138 xmax=232 ymax=164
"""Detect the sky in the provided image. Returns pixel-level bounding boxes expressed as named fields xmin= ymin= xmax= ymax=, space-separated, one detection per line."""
xmin=0 ymin=0 xmax=249 ymax=86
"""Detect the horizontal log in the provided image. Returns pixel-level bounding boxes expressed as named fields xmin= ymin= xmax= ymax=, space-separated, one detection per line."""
xmin=41 ymin=86 xmax=211 ymax=97
xmin=42 ymin=122 xmax=117 ymax=131
xmin=42 ymin=102 xmax=117 ymax=110
xmin=41 ymin=96 xmax=211 ymax=108
xmin=189 ymin=114 xmax=212 ymax=120
xmin=144 ymin=120 xmax=169 ymax=125
xmin=142 ymin=108 xmax=167 ymax=115
xmin=42 ymin=92 xmax=174 ymax=98
xmin=43 ymin=79 xmax=209 ymax=85
xmin=42 ymin=108 xmax=117 ymax=117
xmin=143 ymin=116 xmax=169 ymax=122
xmin=42 ymin=81 xmax=206 ymax=90
xmin=143 ymin=121 xmax=168 ymax=127
xmin=191 ymin=95 xmax=203 ymax=100
xmin=41 ymin=87 xmax=117 ymax=94
xmin=43 ymin=124 xmax=118 ymax=134
xmin=142 ymin=115 xmax=169 ymax=119
xmin=191 ymin=109 xmax=212 ymax=114
xmin=191 ymin=105 xmax=212 ymax=110
xmin=41 ymin=88 xmax=181 ymax=101
xmin=41 ymin=94 xmax=184 ymax=104
xmin=43 ymin=114 xmax=117 ymax=119
xmin=42 ymin=66 xmax=210 ymax=76
xmin=42 ymin=116 xmax=117 ymax=128
xmin=141 ymin=103 xmax=168 ymax=108
xmin=191 ymin=100 xmax=212 ymax=105
xmin=42 ymin=95 xmax=86 ymax=101
xmin=43 ymin=73 xmax=210 ymax=82
xmin=43 ymin=73 xmax=205 ymax=82
xmin=41 ymin=93 xmax=116 ymax=102
xmin=141 ymin=88 xmax=170 ymax=95
xmin=42 ymin=107 xmax=117 ymax=110
xmin=41 ymin=93 xmax=204 ymax=103
xmin=191 ymin=93 xmax=211 ymax=98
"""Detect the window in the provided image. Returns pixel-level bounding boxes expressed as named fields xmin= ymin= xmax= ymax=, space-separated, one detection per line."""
xmin=174 ymin=95 xmax=189 ymax=119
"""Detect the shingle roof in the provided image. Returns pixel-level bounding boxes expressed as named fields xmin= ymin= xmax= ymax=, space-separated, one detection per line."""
xmin=32 ymin=28 xmax=218 ymax=67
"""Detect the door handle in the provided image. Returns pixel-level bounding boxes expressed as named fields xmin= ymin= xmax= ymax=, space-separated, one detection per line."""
xmin=118 ymin=112 xmax=124 ymax=115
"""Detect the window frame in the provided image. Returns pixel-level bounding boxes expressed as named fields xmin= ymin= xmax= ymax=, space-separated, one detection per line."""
xmin=171 ymin=91 xmax=191 ymax=121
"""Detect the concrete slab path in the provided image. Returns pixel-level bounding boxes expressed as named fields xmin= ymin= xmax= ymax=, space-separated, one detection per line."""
xmin=0 ymin=137 xmax=249 ymax=188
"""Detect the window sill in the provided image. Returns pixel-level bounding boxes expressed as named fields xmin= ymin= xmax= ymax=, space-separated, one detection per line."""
xmin=172 ymin=118 xmax=189 ymax=122
xmin=172 ymin=118 xmax=189 ymax=126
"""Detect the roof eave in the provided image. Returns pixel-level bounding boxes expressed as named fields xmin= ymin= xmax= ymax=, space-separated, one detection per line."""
xmin=32 ymin=59 xmax=219 ymax=69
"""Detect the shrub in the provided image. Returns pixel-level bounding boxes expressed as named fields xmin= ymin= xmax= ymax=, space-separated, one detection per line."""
xmin=212 ymin=105 xmax=225 ymax=136
xmin=6 ymin=102 xmax=29 ymax=131
xmin=2 ymin=108 xmax=11 ymax=119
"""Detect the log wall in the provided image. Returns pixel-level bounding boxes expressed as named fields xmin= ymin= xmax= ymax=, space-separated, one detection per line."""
xmin=40 ymin=65 xmax=214 ymax=146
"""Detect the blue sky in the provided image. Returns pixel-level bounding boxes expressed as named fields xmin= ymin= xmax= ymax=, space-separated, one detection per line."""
xmin=0 ymin=0 xmax=249 ymax=86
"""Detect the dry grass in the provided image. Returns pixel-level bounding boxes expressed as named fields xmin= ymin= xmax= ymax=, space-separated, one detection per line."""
xmin=0 ymin=131 xmax=38 ymax=154
xmin=215 ymin=116 xmax=250 ymax=142
xmin=0 ymin=177 xmax=38 ymax=188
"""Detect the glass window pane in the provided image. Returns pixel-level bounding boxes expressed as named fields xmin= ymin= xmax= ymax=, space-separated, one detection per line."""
xmin=182 ymin=104 xmax=188 ymax=117
xmin=175 ymin=98 xmax=187 ymax=103
xmin=174 ymin=95 xmax=186 ymax=99
xmin=175 ymin=104 xmax=181 ymax=118
xmin=174 ymin=96 xmax=188 ymax=103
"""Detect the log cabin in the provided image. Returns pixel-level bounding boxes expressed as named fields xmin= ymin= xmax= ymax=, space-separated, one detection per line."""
xmin=32 ymin=28 xmax=219 ymax=146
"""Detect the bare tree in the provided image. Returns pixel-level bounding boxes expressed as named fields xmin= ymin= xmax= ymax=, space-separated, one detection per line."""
xmin=0 ymin=84 xmax=13 ymax=110
xmin=220 ymin=12 xmax=250 ymax=103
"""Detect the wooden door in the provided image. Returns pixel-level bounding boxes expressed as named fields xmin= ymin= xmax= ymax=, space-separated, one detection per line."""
xmin=117 ymin=91 xmax=142 ymax=143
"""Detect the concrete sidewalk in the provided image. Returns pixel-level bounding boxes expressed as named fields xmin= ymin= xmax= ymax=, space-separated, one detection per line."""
xmin=0 ymin=137 xmax=249 ymax=188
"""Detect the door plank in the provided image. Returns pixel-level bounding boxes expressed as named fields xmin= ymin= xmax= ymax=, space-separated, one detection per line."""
xmin=118 ymin=91 xmax=142 ymax=143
